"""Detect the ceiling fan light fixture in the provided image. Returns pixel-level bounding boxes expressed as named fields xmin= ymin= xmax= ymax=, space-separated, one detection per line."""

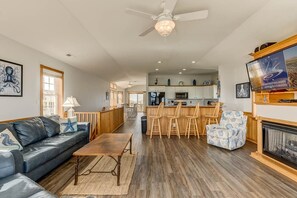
xmin=155 ymin=19 xmax=175 ymax=37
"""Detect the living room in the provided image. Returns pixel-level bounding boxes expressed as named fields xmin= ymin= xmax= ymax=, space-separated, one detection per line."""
xmin=1 ymin=0 xmax=297 ymax=197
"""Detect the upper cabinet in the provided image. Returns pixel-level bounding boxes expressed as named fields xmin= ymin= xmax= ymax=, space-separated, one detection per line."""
xmin=202 ymin=85 xmax=217 ymax=99
xmin=148 ymin=86 xmax=165 ymax=92
xmin=148 ymin=85 xmax=218 ymax=99
xmin=165 ymin=87 xmax=175 ymax=99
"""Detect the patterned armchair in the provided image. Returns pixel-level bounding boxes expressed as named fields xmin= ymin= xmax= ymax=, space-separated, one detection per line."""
xmin=206 ymin=111 xmax=247 ymax=150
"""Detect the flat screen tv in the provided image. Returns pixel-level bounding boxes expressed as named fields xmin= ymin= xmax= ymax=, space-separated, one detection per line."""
xmin=246 ymin=44 xmax=297 ymax=91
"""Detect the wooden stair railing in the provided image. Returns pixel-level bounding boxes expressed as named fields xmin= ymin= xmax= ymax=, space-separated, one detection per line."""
xmin=74 ymin=112 xmax=100 ymax=141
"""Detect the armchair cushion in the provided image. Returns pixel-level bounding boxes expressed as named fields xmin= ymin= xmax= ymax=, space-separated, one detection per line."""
xmin=13 ymin=118 xmax=47 ymax=146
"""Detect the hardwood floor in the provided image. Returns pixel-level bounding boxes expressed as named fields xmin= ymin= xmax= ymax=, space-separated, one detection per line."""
xmin=39 ymin=113 xmax=297 ymax=198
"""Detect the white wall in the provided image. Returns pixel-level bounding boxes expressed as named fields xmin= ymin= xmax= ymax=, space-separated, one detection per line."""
xmin=0 ymin=34 xmax=109 ymax=120
xmin=219 ymin=61 xmax=252 ymax=112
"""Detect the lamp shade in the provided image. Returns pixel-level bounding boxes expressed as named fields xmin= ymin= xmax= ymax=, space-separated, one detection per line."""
xmin=63 ymin=96 xmax=80 ymax=107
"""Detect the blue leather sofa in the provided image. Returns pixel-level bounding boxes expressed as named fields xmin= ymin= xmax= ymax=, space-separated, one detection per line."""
xmin=0 ymin=151 xmax=57 ymax=198
xmin=0 ymin=116 xmax=90 ymax=181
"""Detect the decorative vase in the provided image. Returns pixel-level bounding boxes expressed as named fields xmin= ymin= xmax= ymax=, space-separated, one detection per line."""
xmin=168 ymin=79 xmax=171 ymax=86
xmin=155 ymin=78 xmax=158 ymax=85
xmin=193 ymin=79 xmax=196 ymax=86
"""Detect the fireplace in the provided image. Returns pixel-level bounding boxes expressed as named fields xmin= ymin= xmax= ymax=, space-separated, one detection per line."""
xmin=263 ymin=121 xmax=297 ymax=169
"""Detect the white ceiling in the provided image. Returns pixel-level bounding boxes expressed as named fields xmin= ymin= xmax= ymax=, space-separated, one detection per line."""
xmin=1 ymin=0 xmax=297 ymax=88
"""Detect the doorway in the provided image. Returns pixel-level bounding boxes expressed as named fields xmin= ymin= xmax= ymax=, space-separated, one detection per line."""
xmin=129 ymin=93 xmax=144 ymax=112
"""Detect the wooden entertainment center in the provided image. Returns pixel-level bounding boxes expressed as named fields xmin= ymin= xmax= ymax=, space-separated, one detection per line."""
xmin=250 ymin=34 xmax=297 ymax=182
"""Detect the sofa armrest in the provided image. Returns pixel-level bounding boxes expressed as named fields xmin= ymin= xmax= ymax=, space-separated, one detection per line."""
xmin=0 ymin=151 xmax=15 ymax=178
xmin=77 ymin=122 xmax=90 ymax=141
xmin=10 ymin=149 xmax=24 ymax=173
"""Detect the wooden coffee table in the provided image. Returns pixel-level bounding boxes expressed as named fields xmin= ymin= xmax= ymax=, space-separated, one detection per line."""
xmin=73 ymin=133 xmax=133 ymax=186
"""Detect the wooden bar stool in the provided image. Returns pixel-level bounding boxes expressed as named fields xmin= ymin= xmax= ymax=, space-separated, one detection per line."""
xmin=167 ymin=102 xmax=182 ymax=139
xmin=203 ymin=102 xmax=220 ymax=134
xmin=185 ymin=103 xmax=200 ymax=139
xmin=149 ymin=102 xmax=164 ymax=139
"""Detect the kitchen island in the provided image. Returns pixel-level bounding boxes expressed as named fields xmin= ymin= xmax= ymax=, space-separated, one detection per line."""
xmin=146 ymin=105 xmax=220 ymax=136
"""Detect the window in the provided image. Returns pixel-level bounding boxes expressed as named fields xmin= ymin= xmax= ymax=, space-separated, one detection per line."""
xmin=117 ymin=91 xmax=123 ymax=105
xmin=40 ymin=65 xmax=64 ymax=117
xmin=128 ymin=92 xmax=144 ymax=112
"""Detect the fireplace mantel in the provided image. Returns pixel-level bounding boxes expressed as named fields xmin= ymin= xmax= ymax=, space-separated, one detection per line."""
xmin=251 ymin=116 xmax=297 ymax=182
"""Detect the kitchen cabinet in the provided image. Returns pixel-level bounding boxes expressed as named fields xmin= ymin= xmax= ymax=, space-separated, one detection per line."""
xmin=165 ymin=87 xmax=175 ymax=99
xmin=175 ymin=87 xmax=188 ymax=93
xmin=148 ymin=86 xmax=165 ymax=92
xmin=188 ymin=87 xmax=196 ymax=99
xmin=203 ymin=85 xmax=217 ymax=98
xmin=195 ymin=87 xmax=204 ymax=98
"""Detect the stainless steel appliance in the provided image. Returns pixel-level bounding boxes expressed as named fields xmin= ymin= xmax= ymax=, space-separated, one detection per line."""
xmin=175 ymin=92 xmax=188 ymax=99
xmin=148 ymin=92 xmax=165 ymax=106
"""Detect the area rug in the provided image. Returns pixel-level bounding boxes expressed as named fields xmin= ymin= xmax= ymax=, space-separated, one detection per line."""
xmin=60 ymin=153 xmax=137 ymax=197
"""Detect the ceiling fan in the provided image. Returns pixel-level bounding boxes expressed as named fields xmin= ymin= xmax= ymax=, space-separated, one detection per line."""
xmin=126 ymin=0 xmax=208 ymax=37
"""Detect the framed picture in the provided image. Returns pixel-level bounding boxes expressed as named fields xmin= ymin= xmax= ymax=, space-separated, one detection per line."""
xmin=236 ymin=82 xmax=250 ymax=98
xmin=106 ymin=91 xmax=109 ymax=100
xmin=0 ymin=59 xmax=23 ymax=97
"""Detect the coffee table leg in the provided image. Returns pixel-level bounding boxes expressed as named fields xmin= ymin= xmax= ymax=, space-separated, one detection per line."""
xmin=117 ymin=156 xmax=121 ymax=186
xmin=74 ymin=156 xmax=79 ymax=185
xmin=130 ymin=138 xmax=132 ymax=154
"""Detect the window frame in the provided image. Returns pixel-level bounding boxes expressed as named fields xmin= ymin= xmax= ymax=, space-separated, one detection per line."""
xmin=40 ymin=65 xmax=64 ymax=117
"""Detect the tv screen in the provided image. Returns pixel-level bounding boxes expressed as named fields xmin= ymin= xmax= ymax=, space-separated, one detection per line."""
xmin=246 ymin=45 xmax=297 ymax=91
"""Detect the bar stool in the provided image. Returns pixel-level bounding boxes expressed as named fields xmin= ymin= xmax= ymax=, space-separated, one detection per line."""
xmin=167 ymin=102 xmax=182 ymax=139
xmin=203 ymin=102 xmax=220 ymax=134
xmin=149 ymin=102 xmax=164 ymax=139
xmin=185 ymin=103 xmax=200 ymax=139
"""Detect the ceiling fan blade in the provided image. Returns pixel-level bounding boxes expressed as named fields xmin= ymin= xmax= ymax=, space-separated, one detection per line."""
xmin=175 ymin=10 xmax=208 ymax=22
xmin=164 ymin=0 xmax=178 ymax=13
xmin=126 ymin=8 xmax=156 ymax=19
xmin=139 ymin=24 xmax=155 ymax=37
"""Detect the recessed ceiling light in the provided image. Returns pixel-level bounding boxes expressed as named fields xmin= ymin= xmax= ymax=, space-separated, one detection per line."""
xmin=155 ymin=68 xmax=159 ymax=71
xmin=192 ymin=61 xmax=196 ymax=64
xmin=158 ymin=61 xmax=162 ymax=64
xmin=179 ymin=72 xmax=182 ymax=75
xmin=182 ymin=68 xmax=186 ymax=71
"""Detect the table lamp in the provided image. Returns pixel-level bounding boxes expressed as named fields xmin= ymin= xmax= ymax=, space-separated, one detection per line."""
xmin=63 ymin=96 xmax=80 ymax=117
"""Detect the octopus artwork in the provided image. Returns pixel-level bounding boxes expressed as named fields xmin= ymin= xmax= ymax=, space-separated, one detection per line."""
xmin=0 ymin=60 xmax=22 ymax=96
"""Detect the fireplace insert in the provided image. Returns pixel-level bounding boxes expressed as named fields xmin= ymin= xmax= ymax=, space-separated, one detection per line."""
xmin=263 ymin=121 xmax=297 ymax=169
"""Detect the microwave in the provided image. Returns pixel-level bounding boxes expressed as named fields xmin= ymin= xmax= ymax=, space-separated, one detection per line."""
xmin=175 ymin=92 xmax=188 ymax=99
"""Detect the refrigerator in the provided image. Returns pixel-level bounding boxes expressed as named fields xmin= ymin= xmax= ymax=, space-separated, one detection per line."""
xmin=148 ymin=92 xmax=165 ymax=106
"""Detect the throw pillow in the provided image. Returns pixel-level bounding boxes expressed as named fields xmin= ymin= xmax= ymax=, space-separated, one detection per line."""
xmin=0 ymin=129 xmax=23 ymax=151
xmin=40 ymin=116 xmax=60 ymax=137
xmin=13 ymin=117 xmax=48 ymax=146
xmin=60 ymin=117 xmax=78 ymax=133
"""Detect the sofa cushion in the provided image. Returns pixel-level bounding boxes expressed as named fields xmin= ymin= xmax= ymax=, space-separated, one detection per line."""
xmin=38 ymin=130 xmax=88 ymax=153
xmin=21 ymin=145 xmax=59 ymax=173
xmin=13 ymin=117 xmax=47 ymax=146
xmin=39 ymin=117 xmax=60 ymax=137
xmin=0 ymin=129 xmax=23 ymax=151
xmin=0 ymin=173 xmax=43 ymax=198
xmin=0 ymin=151 xmax=15 ymax=179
